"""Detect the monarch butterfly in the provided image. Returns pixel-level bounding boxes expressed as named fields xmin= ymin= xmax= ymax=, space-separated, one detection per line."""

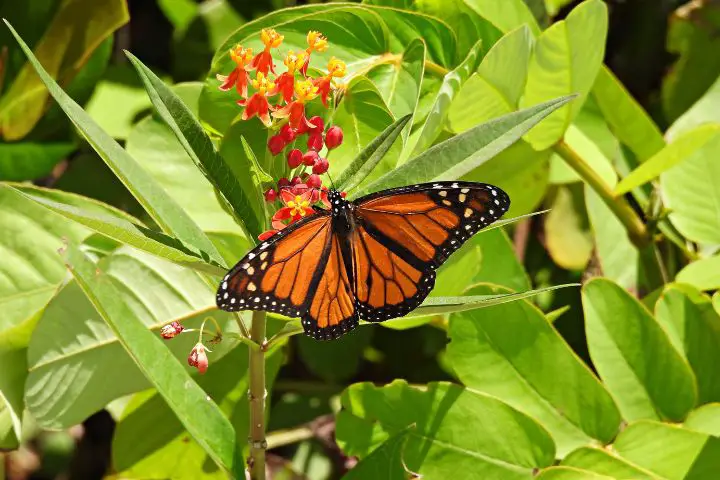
xmin=217 ymin=182 xmax=510 ymax=340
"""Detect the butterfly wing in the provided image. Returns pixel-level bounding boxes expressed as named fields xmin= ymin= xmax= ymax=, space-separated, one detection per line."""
xmin=351 ymin=181 xmax=510 ymax=322
xmin=301 ymin=232 xmax=358 ymax=340
xmin=217 ymin=213 xmax=332 ymax=317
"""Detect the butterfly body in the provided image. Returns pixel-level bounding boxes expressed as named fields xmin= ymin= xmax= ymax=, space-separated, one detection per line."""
xmin=217 ymin=182 xmax=510 ymax=340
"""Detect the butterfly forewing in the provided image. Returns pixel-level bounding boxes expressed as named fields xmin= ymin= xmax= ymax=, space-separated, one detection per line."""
xmin=217 ymin=214 xmax=332 ymax=317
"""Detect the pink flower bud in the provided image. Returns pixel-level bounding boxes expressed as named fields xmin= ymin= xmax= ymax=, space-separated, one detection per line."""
xmin=264 ymin=188 xmax=277 ymax=202
xmin=280 ymin=123 xmax=297 ymax=143
xmin=188 ymin=343 xmax=208 ymax=374
xmin=291 ymin=176 xmax=303 ymax=186
xmin=277 ymin=177 xmax=290 ymax=189
xmin=312 ymin=158 xmax=329 ymax=174
xmin=302 ymin=150 xmax=319 ymax=166
xmin=325 ymin=126 xmax=343 ymax=149
xmin=306 ymin=174 xmax=322 ymax=188
xmin=160 ymin=321 xmax=184 ymax=339
xmin=268 ymin=135 xmax=286 ymax=156
xmin=307 ymin=133 xmax=323 ymax=151
xmin=287 ymin=149 xmax=303 ymax=168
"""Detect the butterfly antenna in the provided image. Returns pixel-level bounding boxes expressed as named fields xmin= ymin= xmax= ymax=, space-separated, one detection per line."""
xmin=327 ymin=171 xmax=337 ymax=191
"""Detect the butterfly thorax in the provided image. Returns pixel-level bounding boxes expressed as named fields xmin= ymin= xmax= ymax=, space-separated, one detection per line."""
xmin=327 ymin=189 xmax=356 ymax=235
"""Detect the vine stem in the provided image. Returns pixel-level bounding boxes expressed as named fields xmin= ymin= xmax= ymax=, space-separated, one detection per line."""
xmin=248 ymin=309 xmax=267 ymax=479
xmin=553 ymin=139 xmax=650 ymax=248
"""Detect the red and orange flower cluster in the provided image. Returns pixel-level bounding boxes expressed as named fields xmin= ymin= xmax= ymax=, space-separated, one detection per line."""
xmin=217 ymin=28 xmax=347 ymax=242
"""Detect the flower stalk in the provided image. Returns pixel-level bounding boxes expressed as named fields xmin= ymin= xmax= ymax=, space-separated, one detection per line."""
xmin=248 ymin=309 xmax=267 ymax=479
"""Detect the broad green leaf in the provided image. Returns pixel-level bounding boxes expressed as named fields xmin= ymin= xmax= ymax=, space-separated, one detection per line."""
xmin=662 ymin=3 xmax=720 ymax=122
xmin=447 ymin=24 xmax=534 ymax=133
xmin=536 ymin=467 xmax=613 ymax=480
xmin=592 ymin=66 xmax=665 ymax=161
xmin=462 ymin=140 xmax=550 ymax=217
xmin=448 ymin=286 xmax=621 ymax=455
xmin=84 ymin=65 xmax=152 ymax=140
xmin=62 ymin=245 xmax=241 ymax=476
xmin=560 ymin=447 xmax=658 ymax=479
xmin=0 ymin=142 xmax=74 ymax=181
xmin=358 ymin=95 xmax=574 ymax=196
xmin=462 ymin=0 xmax=541 ymax=35
xmin=5 ymin=21 xmax=225 ymax=266
xmin=338 ymin=115 xmax=411 ymax=194
xmin=0 ymin=0 xmax=129 ymax=140
xmin=521 ymin=0 xmax=608 ymax=149
xmin=341 ymin=429 xmax=409 ymax=480
xmin=329 ymin=76 xmax=397 ymax=188
xmin=544 ymin=184 xmax=593 ymax=271
xmin=113 ymin=347 xmax=284 ymax=480
xmin=613 ymin=421 xmax=720 ymax=479
xmin=668 ymin=74 xmax=720 ymax=140
xmin=367 ymin=38 xmax=425 ymax=131
xmin=411 ymin=40 xmax=483 ymax=156
xmin=677 ymin=255 xmax=720 ymax=291
xmin=685 ymin=403 xmax=720 ymax=436
xmin=338 ymin=380 xmax=555 ymax=478
xmin=0 ymin=184 xmax=88 ymax=333
xmin=11 ymin=184 xmax=226 ymax=277
xmin=25 ymin=247 xmax=238 ymax=428
xmin=433 ymin=228 xmax=530 ymax=297
xmin=298 ymin=328 xmax=373 ymax=383
xmin=126 ymin=54 xmax=261 ymax=239
xmin=661 ymin=130 xmax=720 ymax=244
xmin=616 ymin=124 xmax=720 ymax=195
xmin=582 ymin=278 xmax=697 ymax=422
xmin=655 ymin=284 xmax=720 ymax=404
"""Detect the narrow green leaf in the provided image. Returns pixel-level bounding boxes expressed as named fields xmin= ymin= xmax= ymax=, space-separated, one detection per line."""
xmin=338 ymin=380 xmax=555 ymax=477
xmin=4 ymin=21 xmax=224 ymax=266
xmin=339 ymin=115 xmax=411 ymax=194
xmin=11 ymin=185 xmax=226 ymax=276
xmin=613 ymin=421 xmax=720 ymax=479
xmin=126 ymin=52 xmax=261 ymax=239
xmin=592 ymin=66 xmax=665 ymax=161
xmin=677 ymin=255 xmax=720 ymax=291
xmin=582 ymin=278 xmax=697 ymax=422
xmin=615 ymin=124 xmax=720 ymax=195
xmin=63 ymin=244 xmax=240 ymax=477
xmin=358 ymin=95 xmax=575 ymax=196
xmin=521 ymin=0 xmax=608 ymax=149
xmin=412 ymin=40 xmax=483 ymax=156
xmin=561 ymin=447 xmax=658 ymax=479
xmin=655 ymin=284 xmax=720 ymax=404
xmin=447 ymin=285 xmax=621 ymax=455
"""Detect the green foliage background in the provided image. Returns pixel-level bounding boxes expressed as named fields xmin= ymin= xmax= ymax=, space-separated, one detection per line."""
xmin=3 ymin=0 xmax=720 ymax=479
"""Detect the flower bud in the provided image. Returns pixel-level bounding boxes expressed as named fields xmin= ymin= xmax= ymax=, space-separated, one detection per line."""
xmin=306 ymin=174 xmax=322 ymax=188
xmin=308 ymin=116 xmax=324 ymax=133
xmin=277 ymin=177 xmax=291 ymax=189
xmin=188 ymin=343 xmax=208 ymax=374
xmin=280 ymin=123 xmax=297 ymax=143
xmin=291 ymin=176 xmax=303 ymax=186
xmin=312 ymin=158 xmax=329 ymax=174
xmin=325 ymin=126 xmax=343 ymax=149
xmin=264 ymin=188 xmax=277 ymax=202
xmin=268 ymin=134 xmax=286 ymax=156
xmin=160 ymin=321 xmax=184 ymax=339
xmin=302 ymin=150 xmax=319 ymax=166
xmin=259 ymin=229 xmax=279 ymax=241
xmin=287 ymin=149 xmax=303 ymax=168
xmin=307 ymin=133 xmax=323 ymax=151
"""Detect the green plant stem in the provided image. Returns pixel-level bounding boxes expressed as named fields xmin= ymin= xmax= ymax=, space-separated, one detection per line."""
xmin=248 ymin=310 xmax=267 ymax=479
xmin=554 ymin=139 xmax=650 ymax=248
xmin=266 ymin=426 xmax=315 ymax=450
